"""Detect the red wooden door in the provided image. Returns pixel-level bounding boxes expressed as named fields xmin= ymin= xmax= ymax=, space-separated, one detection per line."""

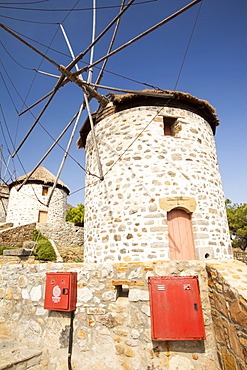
xmin=167 ymin=209 xmax=195 ymax=260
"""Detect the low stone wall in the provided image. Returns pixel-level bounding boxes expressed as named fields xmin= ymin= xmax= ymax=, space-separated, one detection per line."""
xmin=0 ymin=260 xmax=220 ymax=370
xmin=206 ymin=261 xmax=247 ymax=370
xmin=0 ymin=222 xmax=36 ymax=248
xmin=233 ymin=250 xmax=247 ymax=264
xmin=36 ymin=222 xmax=84 ymax=248
xmin=0 ymin=222 xmax=84 ymax=252
xmin=0 ymin=222 xmax=13 ymax=231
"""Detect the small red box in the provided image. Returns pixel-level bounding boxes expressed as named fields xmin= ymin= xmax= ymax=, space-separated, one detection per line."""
xmin=44 ymin=272 xmax=77 ymax=311
xmin=148 ymin=276 xmax=206 ymax=341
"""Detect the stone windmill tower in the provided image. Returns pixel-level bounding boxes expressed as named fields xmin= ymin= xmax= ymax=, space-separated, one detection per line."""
xmin=0 ymin=184 xmax=9 ymax=223
xmin=78 ymin=89 xmax=232 ymax=263
xmin=6 ymin=166 xmax=69 ymax=227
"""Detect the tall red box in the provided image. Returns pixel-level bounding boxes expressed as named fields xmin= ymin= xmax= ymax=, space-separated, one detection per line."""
xmin=148 ymin=276 xmax=206 ymax=341
xmin=44 ymin=272 xmax=77 ymax=311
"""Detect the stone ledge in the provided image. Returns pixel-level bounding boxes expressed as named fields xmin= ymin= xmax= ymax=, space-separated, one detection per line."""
xmin=3 ymin=248 xmax=33 ymax=256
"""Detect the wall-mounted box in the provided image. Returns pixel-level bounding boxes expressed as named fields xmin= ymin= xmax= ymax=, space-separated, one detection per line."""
xmin=44 ymin=272 xmax=77 ymax=311
xmin=148 ymin=276 xmax=206 ymax=341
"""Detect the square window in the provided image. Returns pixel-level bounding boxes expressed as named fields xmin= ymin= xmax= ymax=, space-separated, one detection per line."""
xmin=42 ymin=186 xmax=48 ymax=196
xmin=163 ymin=117 xmax=176 ymax=136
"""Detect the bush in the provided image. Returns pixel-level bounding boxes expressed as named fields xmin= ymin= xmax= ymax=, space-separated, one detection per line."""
xmin=34 ymin=240 xmax=56 ymax=261
xmin=32 ymin=229 xmax=56 ymax=261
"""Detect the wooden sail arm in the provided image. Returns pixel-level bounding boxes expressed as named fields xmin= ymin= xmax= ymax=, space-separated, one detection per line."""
xmin=58 ymin=65 xmax=109 ymax=107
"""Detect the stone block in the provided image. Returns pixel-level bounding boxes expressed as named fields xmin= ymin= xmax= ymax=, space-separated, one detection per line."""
xmin=128 ymin=289 xmax=149 ymax=301
xmin=196 ymin=247 xmax=215 ymax=260
xmin=221 ymin=347 xmax=238 ymax=370
xmin=212 ymin=316 xmax=226 ymax=344
xmin=30 ymin=285 xmax=42 ymax=301
xmin=23 ymin=241 xmax=37 ymax=249
xmin=159 ymin=196 xmax=196 ymax=212
xmin=3 ymin=248 xmax=33 ymax=256
xmin=225 ymin=321 xmax=244 ymax=359
xmin=229 ymin=300 xmax=247 ymax=327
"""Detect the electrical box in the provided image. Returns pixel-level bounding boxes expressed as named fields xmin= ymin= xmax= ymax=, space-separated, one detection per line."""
xmin=44 ymin=272 xmax=77 ymax=311
xmin=148 ymin=276 xmax=206 ymax=341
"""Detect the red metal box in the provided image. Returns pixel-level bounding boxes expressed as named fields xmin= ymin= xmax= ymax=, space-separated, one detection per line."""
xmin=148 ymin=276 xmax=206 ymax=341
xmin=44 ymin=272 xmax=77 ymax=311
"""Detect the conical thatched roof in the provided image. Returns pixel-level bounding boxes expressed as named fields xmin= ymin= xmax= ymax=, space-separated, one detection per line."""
xmin=77 ymin=89 xmax=219 ymax=149
xmin=0 ymin=184 xmax=9 ymax=199
xmin=9 ymin=166 xmax=69 ymax=194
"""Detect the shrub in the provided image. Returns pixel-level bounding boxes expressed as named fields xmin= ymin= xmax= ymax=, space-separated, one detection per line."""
xmin=32 ymin=229 xmax=56 ymax=261
xmin=34 ymin=240 xmax=56 ymax=261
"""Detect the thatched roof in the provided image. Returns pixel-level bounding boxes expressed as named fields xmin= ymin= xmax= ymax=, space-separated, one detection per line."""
xmin=9 ymin=166 xmax=70 ymax=194
xmin=0 ymin=184 xmax=9 ymax=199
xmin=77 ymin=89 xmax=219 ymax=149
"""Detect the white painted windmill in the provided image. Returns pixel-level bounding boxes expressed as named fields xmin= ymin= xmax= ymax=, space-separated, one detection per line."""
xmin=0 ymin=0 xmax=232 ymax=262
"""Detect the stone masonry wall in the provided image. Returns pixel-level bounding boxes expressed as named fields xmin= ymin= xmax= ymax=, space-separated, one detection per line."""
xmin=0 ymin=222 xmax=36 ymax=248
xmin=0 ymin=185 xmax=9 ymax=223
xmin=84 ymin=106 xmax=232 ymax=263
xmin=6 ymin=184 xmax=67 ymax=227
xmin=0 ymin=197 xmax=8 ymax=223
xmin=233 ymin=250 xmax=247 ymax=264
xmin=206 ymin=261 xmax=247 ymax=370
xmin=0 ymin=260 xmax=221 ymax=370
xmin=36 ymin=222 xmax=84 ymax=248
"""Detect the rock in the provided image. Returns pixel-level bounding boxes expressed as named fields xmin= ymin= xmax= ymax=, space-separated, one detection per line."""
xmin=23 ymin=241 xmax=37 ymax=249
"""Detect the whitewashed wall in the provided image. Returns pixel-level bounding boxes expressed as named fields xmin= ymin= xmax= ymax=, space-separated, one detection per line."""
xmin=6 ymin=184 xmax=67 ymax=226
xmin=84 ymin=105 xmax=232 ymax=263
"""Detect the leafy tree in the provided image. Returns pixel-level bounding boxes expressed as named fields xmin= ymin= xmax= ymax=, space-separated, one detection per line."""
xmin=66 ymin=203 xmax=85 ymax=226
xmin=225 ymin=199 xmax=247 ymax=251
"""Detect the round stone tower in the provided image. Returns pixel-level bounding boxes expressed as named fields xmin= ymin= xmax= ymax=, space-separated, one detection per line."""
xmin=0 ymin=184 xmax=9 ymax=223
xmin=78 ymin=90 xmax=232 ymax=263
xmin=6 ymin=166 xmax=69 ymax=226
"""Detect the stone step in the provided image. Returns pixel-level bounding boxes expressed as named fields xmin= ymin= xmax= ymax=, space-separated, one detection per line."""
xmin=0 ymin=348 xmax=42 ymax=370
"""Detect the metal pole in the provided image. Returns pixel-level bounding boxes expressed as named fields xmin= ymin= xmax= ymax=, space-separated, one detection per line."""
xmin=0 ymin=145 xmax=2 ymax=183
xmin=11 ymin=91 xmax=57 ymax=158
xmin=74 ymin=0 xmax=202 ymax=76
xmin=46 ymin=102 xmax=85 ymax=207
xmin=18 ymin=90 xmax=54 ymax=116
xmin=63 ymin=0 xmax=135 ymax=72
xmin=83 ymin=88 xmax=104 ymax=180
xmin=17 ymin=110 xmax=80 ymax=192
xmin=95 ymin=0 xmax=126 ymax=86
xmin=0 ymin=23 xmax=60 ymax=69
xmin=58 ymin=65 xmax=109 ymax=107
xmin=87 ymin=0 xmax=97 ymax=84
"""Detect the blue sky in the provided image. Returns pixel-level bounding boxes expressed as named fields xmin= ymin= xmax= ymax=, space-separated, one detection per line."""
xmin=0 ymin=0 xmax=246 ymax=206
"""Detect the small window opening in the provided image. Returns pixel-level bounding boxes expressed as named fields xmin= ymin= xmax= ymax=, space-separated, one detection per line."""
xmin=42 ymin=186 xmax=48 ymax=196
xmin=163 ymin=117 xmax=176 ymax=136
xmin=205 ymin=253 xmax=210 ymax=259
xmin=38 ymin=210 xmax=48 ymax=223
xmin=116 ymin=285 xmax=129 ymax=299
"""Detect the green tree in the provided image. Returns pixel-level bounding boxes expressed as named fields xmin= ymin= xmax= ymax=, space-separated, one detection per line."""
xmin=226 ymin=199 xmax=247 ymax=251
xmin=66 ymin=203 xmax=85 ymax=226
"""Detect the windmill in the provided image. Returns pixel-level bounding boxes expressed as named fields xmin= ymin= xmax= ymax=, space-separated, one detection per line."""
xmin=0 ymin=0 xmax=203 ymax=209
